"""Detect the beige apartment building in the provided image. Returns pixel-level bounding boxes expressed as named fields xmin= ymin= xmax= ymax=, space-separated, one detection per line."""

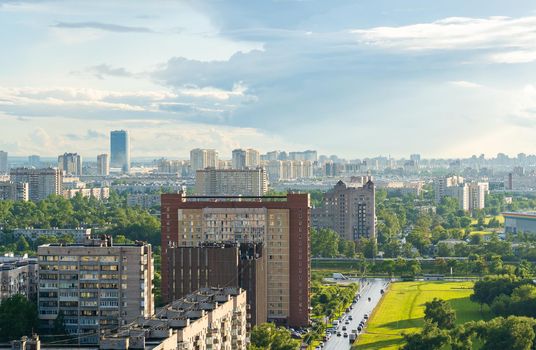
xmin=10 ymin=167 xmax=62 ymax=201
xmin=0 ymin=255 xmax=38 ymax=302
xmin=195 ymin=167 xmax=268 ymax=196
xmin=190 ymin=149 xmax=218 ymax=171
xmin=37 ymin=236 xmax=154 ymax=345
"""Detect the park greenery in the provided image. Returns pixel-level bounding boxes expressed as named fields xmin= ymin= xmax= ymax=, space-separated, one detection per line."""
xmin=0 ymin=192 xmax=161 ymax=253
xmin=0 ymin=294 xmax=38 ymax=341
xmin=248 ymin=323 xmax=301 ymax=350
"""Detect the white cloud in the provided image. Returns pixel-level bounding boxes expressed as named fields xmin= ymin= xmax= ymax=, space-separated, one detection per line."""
xmin=449 ymin=80 xmax=483 ymax=88
xmin=352 ymin=16 xmax=536 ymax=63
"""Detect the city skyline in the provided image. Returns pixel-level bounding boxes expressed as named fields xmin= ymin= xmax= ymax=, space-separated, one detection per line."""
xmin=2 ymin=1 xmax=536 ymax=158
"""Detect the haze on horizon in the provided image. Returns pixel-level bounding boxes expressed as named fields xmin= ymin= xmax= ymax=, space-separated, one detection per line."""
xmin=1 ymin=0 xmax=536 ymax=159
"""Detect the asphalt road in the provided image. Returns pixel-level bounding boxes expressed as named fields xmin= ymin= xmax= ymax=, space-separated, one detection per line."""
xmin=322 ymin=278 xmax=389 ymax=350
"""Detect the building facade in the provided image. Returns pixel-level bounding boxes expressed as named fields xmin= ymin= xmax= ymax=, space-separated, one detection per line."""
xmin=161 ymin=193 xmax=310 ymax=327
xmin=312 ymin=180 xmax=376 ymax=242
xmin=0 ymin=181 xmax=29 ymax=201
xmin=504 ymin=212 xmax=536 ymax=234
xmin=10 ymin=168 xmax=62 ymax=201
xmin=110 ymin=130 xmax=130 ymax=173
xmin=14 ymin=228 xmax=91 ymax=243
xmin=97 ymin=154 xmax=110 ymax=176
xmin=37 ymin=236 xmax=153 ymax=344
xmin=195 ymin=167 xmax=268 ymax=196
xmin=165 ymin=242 xmax=267 ymax=326
xmin=0 ymin=255 xmax=38 ymax=302
xmin=58 ymin=153 xmax=83 ymax=176
xmin=63 ymin=187 xmax=110 ymax=200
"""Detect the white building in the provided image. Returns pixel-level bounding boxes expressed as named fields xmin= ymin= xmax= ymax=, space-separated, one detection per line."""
xmin=14 ymin=228 xmax=91 ymax=242
xmin=97 ymin=154 xmax=110 ymax=176
xmin=58 ymin=153 xmax=83 ymax=176
xmin=190 ymin=148 xmax=218 ymax=171
xmin=195 ymin=167 xmax=268 ymax=196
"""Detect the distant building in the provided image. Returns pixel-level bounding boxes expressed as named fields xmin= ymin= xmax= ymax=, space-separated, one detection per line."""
xmin=14 ymin=228 xmax=91 ymax=242
xmin=410 ymin=154 xmax=421 ymax=163
xmin=504 ymin=212 xmax=536 ymax=234
xmin=312 ymin=179 xmax=376 ymax=242
xmin=266 ymin=160 xmax=313 ymax=182
xmin=161 ymin=193 xmax=310 ymax=327
xmin=28 ymin=155 xmax=41 ymax=168
xmin=434 ymin=176 xmax=488 ymax=211
xmin=62 ymin=187 xmax=110 ymax=200
xmin=289 ymin=150 xmax=318 ymax=162
xmin=0 ymin=254 xmax=37 ymax=302
xmin=165 ymin=242 xmax=267 ymax=326
xmin=190 ymin=148 xmax=218 ymax=171
xmin=0 ymin=181 xmax=29 ymax=201
xmin=101 ymin=287 xmax=247 ymax=350
xmin=232 ymin=149 xmax=247 ymax=169
xmin=126 ymin=193 xmax=161 ymax=209
xmin=37 ymin=236 xmax=153 ymax=344
xmin=155 ymin=159 xmax=189 ymax=176
xmin=97 ymin=154 xmax=110 ymax=176
xmin=195 ymin=167 xmax=268 ymax=196
xmin=58 ymin=153 xmax=83 ymax=176
xmin=0 ymin=150 xmax=7 ymax=173
xmin=10 ymin=168 xmax=62 ymax=201
xmin=505 ymin=173 xmax=536 ymax=191
xmin=110 ymin=130 xmax=130 ymax=173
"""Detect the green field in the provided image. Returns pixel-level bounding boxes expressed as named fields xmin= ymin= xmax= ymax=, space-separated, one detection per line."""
xmin=354 ymin=281 xmax=490 ymax=350
xmin=470 ymin=215 xmax=504 ymax=225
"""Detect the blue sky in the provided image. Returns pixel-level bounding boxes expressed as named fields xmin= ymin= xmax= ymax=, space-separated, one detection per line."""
xmin=1 ymin=0 xmax=536 ymax=159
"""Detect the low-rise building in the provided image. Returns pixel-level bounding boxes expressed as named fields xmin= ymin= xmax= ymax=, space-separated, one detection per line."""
xmin=13 ymin=228 xmax=91 ymax=243
xmin=63 ymin=187 xmax=110 ymax=200
xmin=102 ymin=287 xmax=247 ymax=350
xmin=504 ymin=212 xmax=536 ymax=234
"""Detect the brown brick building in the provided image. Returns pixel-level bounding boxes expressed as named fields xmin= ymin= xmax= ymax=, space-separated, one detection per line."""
xmin=165 ymin=242 xmax=267 ymax=326
xmin=161 ymin=193 xmax=310 ymax=327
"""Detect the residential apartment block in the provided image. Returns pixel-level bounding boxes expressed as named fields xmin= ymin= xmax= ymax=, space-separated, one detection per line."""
xmin=0 ymin=181 xmax=29 ymax=201
xmin=58 ymin=153 xmax=83 ymax=176
xmin=37 ymin=236 xmax=153 ymax=344
xmin=161 ymin=193 xmax=310 ymax=327
xmin=312 ymin=179 xmax=376 ymax=242
xmin=10 ymin=168 xmax=62 ymax=201
xmin=101 ymin=287 xmax=247 ymax=350
xmin=195 ymin=167 xmax=268 ymax=196
xmin=0 ymin=254 xmax=38 ymax=302
xmin=434 ymin=176 xmax=489 ymax=211
xmin=190 ymin=148 xmax=218 ymax=171
xmin=14 ymin=228 xmax=91 ymax=243
xmin=232 ymin=148 xmax=260 ymax=169
xmin=265 ymin=160 xmax=314 ymax=182
xmin=97 ymin=154 xmax=110 ymax=176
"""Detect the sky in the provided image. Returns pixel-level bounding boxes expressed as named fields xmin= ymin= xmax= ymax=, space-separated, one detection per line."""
xmin=1 ymin=0 xmax=536 ymax=159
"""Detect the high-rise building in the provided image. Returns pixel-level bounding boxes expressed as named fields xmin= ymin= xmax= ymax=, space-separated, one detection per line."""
xmin=312 ymin=179 xmax=376 ymax=242
xmin=289 ymin=150 xmax=317 ymax=162
xmin=10 ymin=168 xmax=62 ymax=201
xmin=232 ymin=148 xmax=260 ymax=169
xmin=97 ymin=154 xmax=110 ymax=176
xmin=0 ymin=181 xmax=29 ymax=201
xmin=433 ymin=176 xmax=464 ymax=204
xmin=37 ymin=236 xmax=153 ymax=345
xmin=195 ymin=167 xmax=268 ymax=196
xmin=110 ymin=130 xmax=130 ymax=173
xmin=266 ymin=160 xmax=314 ymax=182
xmin=58 ymin=152 xmax=82 ymax=176
xmin=165 ymin=242 xmax=267 ymax=326
xmin=434 ymin=176 xmax=488 ymax=211
xmin=28 ymin=155 xmax=41 ymax=168
xmin=0 ymin=150 xmax=7 ymax=173
xmin=410 ymin=154 xmax=421 ymax=163
xmin=232 ymin=149 xmax=247 ymax=169
xmin=190 ymin=148 xmax=218 ymax=171
xmin=161 ymin=192 xmax=311 ymax=327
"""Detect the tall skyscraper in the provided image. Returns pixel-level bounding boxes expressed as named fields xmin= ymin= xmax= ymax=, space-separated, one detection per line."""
xmin=110 ymin=130 xmax=130 ymax=173
xmin=97 ymin=154 xmax=110 ymax=176
xmin=161 ymin=192 xmax=311 ymax=327
xmin=10 ymin=168 xmax=62 ymax=201
xmin=0 ymin=151 xmax=7 ymax=173
xmin=58 ymin=152 xmax=82 ymax=176
xmin=232 ymin=149 xmax=247 ymax=169
xmin=189 ymin=148 xmax=218 ymax=171
xmin=232 ymin=148 xmax=260 ymax=169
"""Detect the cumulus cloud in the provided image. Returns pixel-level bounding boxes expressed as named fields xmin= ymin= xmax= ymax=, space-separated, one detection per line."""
xmin=52 ymin=21 xmax=153 ymax=33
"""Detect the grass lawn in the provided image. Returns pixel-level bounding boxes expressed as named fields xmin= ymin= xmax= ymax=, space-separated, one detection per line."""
xmin=470 ymin=215 xmax=504 ymax=225
xmin=469 ymin=230 xmax=494 ymax=236
xmin=354 ymin=281 xmax=491 ymax=350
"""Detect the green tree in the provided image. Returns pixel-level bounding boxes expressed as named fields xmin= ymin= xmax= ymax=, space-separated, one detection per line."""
xmin=249 ymin=323 xmax=299 ymax=350
xmin=473 ymin=316 xmax=536 ymax=350
xmin=401 ymin=321 xmax=450 ymax=350
xmin=424 ymin=298 xmax=456 ymax=329
xmin=0 ymin=294 xmax=38 ymax=341
xmin=16 ymin=236 xmax=30 ymax=252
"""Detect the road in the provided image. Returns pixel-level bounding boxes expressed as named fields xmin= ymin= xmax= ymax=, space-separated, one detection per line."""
xmin=322 ymin=278 xmax=389 ymax=350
